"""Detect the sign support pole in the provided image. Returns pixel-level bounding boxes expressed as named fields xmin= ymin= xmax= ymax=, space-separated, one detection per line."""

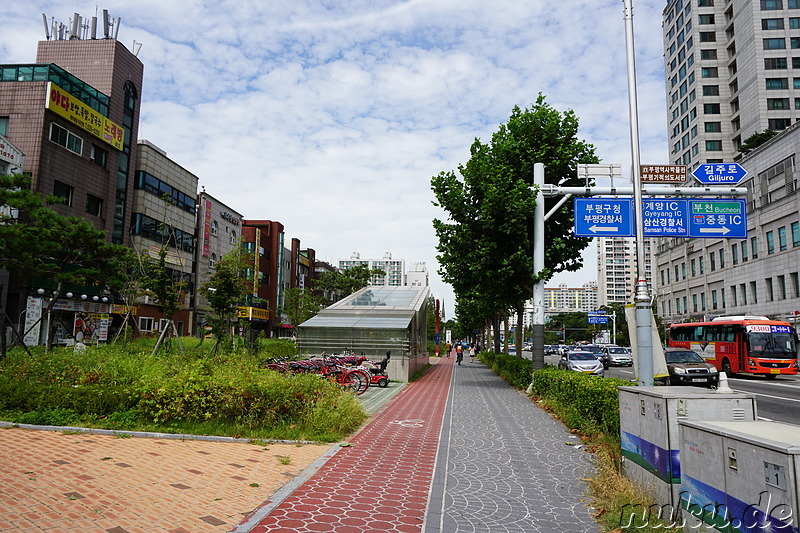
xmin=623 ymin=0 xmax=654 ymax=386
xmin=532 ymin=163 xmax=546 ymax=370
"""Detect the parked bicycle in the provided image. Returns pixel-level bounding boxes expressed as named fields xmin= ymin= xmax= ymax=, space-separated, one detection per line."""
xmin=268 ymin=352 xmax=370 ymax=395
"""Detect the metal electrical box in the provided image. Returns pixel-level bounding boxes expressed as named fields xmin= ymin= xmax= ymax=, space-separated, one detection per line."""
xmin=679 ymin=420 xmax=800 ymax=533
xmin=618 ymin=386 xmax=757 ymax=510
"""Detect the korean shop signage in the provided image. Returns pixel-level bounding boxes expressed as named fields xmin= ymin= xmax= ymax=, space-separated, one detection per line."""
xmin=45 ymin=82 xmax=124 ymax=151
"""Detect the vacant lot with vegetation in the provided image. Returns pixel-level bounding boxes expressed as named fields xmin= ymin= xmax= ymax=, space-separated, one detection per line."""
xmin=0 ymin=337 xmax=367 ymax=442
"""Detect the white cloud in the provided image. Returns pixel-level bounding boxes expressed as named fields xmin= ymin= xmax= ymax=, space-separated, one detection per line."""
xmin=4 ymin=0 xmax=670 ymax=318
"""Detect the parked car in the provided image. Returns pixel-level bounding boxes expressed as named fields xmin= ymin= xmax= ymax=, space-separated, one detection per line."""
xmin=661 ymin=348 xmax=719 ymax=387
xmin=601 ymin=345 xmax=633 ymax=369
xmin=558 ymin=350 xmax=605 ymax=377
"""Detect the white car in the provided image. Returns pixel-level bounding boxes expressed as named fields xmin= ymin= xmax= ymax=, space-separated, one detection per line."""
xmin=558 ymin=350 xmax=605 ymax=377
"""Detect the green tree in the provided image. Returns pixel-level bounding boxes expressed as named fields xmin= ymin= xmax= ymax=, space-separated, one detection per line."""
xmin=0 ymin=173 xmax=131 ymax=350
xmin=282 ymin=287 xmax=323 ymax=327
xmin=739 ymin=129 xmax=778 ymax=156
xmin=432 ymin=94 xmax=599 ymax=359
xmin=315 ymin=264 xmax=386 ymax=303
xmin=199 ymin=249 xmax=251 ymax=353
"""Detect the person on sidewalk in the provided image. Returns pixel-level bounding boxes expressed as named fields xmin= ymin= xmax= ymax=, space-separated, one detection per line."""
xmin=444 ymin=342 xmax=452 ymax=358
xmin=469 ymin=344 xmax=476 ymax=363
xmin=456 ymin=342 xmax=463 ymax=365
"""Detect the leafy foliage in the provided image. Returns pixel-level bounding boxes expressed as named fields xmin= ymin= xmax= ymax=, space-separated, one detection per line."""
xmin=314 ymin=264 xmax=386 ymax=303
xmin=739 ymin=129 xmax=778 ymax=155
xmin=431 ymin=95 xmax=599 ymax=336
xmin=199 ymin=249 xmax=252 ymax=344
xmin=281 ymin=287 xmax=324 ymax=326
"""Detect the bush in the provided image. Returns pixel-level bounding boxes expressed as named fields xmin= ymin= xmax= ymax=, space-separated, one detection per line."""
xmin=479 ymin=351 xmax=533 ymax=390
xmin=0 ymin=338 xmax=367 ymax=441
xmin=530 ymin=366 xmax=629 ymax=437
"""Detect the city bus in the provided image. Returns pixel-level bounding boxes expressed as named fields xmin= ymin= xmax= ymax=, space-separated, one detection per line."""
xmin=667 ymin=316 xmax=798 ymax=378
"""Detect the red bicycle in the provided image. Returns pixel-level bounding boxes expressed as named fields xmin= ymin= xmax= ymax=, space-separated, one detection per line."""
xmin=281 ymin=353 xmax=370 ymax=395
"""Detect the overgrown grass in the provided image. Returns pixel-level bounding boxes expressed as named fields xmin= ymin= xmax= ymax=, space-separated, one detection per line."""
xmin=479 ymin=352 xmax=681 ymax=533
xmin=0 ymin=338 xmax=367 ymax=442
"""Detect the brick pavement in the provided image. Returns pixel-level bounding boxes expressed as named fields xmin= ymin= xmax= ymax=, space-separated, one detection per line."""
xmin=0 ymin=427 xmax=331 ymax=532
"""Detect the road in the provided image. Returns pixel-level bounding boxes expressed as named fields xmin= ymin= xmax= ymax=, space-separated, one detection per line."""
xmin=527 ymin=350 xmax=800 ymax=425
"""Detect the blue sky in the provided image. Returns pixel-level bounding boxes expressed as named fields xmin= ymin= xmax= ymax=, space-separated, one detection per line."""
xmin=3 ymin=1 xmax=669 ymax=319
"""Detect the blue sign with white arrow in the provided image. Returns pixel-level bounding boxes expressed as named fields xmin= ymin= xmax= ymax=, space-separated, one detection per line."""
xmin=574 ymin=198 xmax=634 ymax=237
xmin=691 ymin=163 xmax=748 ymax=185
xmin=687 ymin=199 xmax=747 ymax=238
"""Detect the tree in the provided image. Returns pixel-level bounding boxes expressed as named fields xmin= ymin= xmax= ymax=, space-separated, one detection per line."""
xmin=199 ymin=249 xmax=251 ymax=353
xmin=739 ymin=129 xmax=778 ymax=156
xmin=432 ymin=94 xmax=599 ymax=360
xmin=138 ymin=248 xmax=188 ymax=354
xmin=314 ymin=264 xmax=386 ymax=303
xmin=0 ymin=173 xmax=131 ymax=350
xmin=282 ymin=287 xmax=323 ymax=327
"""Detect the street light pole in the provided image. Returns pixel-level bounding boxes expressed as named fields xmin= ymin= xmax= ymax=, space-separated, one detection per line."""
xmin=623 ymin=0 xmax=654 ymax=386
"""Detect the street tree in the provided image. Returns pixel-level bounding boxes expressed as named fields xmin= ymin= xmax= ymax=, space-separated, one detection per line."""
xmin=0 ymin=173 xmax=131 ymax=351
xmin=282 ymin=287 xmax=323 ymax=327
xmin=198 ymin=249 xmax=251 ymax=354
xmin=432 ymin=94 xmax=599 ymax=362
xmin=315 ymin=264 xmax=386 ymax=303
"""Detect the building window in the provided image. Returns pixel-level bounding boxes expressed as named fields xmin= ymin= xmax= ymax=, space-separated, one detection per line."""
xmin=767 ymin=230 xmax=775 ymax=254
xmin=769 ymin=118 xmax=792 ymax=129
xmin=761 ymin=0 xmax=783 ymax=9
xmin=792 ymin=222 xmax=800 ymax=246
xmin=682 ymin=262 xmax=687 ymax=279
xmin=85 ymin=194 xmax=103 ymax=217
xmin=90 ymin=144 xmax=107 ymax=167
xmin=691 ymin=258 xmax=697 ymax=276
xmin=731 ymin=285 xmax=738 ymax=307
xmin=791 ymin=0 xmax=800 ymax=7
xmin=791 ymin=17 xmax=800 ymax=28
xmin=210 ymin=253 xmax=217 ymax=268
xmin=0 ymin=116 xmax=8 ymax=136
xmin=701 ymin=67 xmax=719 ymax=78
xmin=704 ymin=103 xmax=721 ymax=114
xmin=741 ymin=241 xmax=748 ymax=261
xmin=703 ymin=85 xmax=719 ymax=96
xmin=706 ymin=140 xmax=723 ymax=151
xmin=741 ymin=283 xmax=748 ymax=305
xmin=139 ymin=317 xmax=154 ymax=332
xmin=700 ymin=31 xmax=717 ymax=42
xmin=763 ymin=18 xmax=785 ymax=29
xmin=211 ymin=220 xmax=218 ymax=236
xmin=751 ymin=281 xmax=758 ymax=304
xmin=768 ymin=98 xmax=791 ymax=109
xmin=710 ymin=251 xmax=716 ymax=271
xmin=700 ymin=49 xmax=717 ymax=60
xmin=779 ymin=226 xmax=787 ymax=250
xmin=49 ymin=122 xmax=83 ymax=155
xmin=732 ymin=243 xmax=739 ymax=264
xmin=698 ymin=0 xmax=714 ymax=5
xmin=764 ymin=34 xmax=786 ymax=50
xmin=752 ymin=236 xmax=759 ymax=259
xmin=719 ymin=248 xmax=725 ymax=268
xmin=53 ymin=180 xmax=74 ymax=206
xmin=229 ymin=230 xmax=237 ymax=245
xmin=767 ymin=278 xmax=775 ymax=301
xmin=766 ymin=78 xmax=789 ymax=89
xmin=712 ymin=290 xmax=718 ymax=309
xmin=705 ymin=122 xmax=721 ymax=132
xmin=765 ymin=57 xmax=788 ymax=69
xmin=778 ymin=275 xmax=787 ymax=299
xmin=793 ymin=273 xmax=800 ymax=298
xmin=699 ymin=256 xmax=705 ymax=274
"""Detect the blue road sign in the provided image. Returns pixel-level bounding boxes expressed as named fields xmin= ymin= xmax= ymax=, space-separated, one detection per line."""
xmin=574 ymin=198 xmax=634 ymax=237
xmin=642 ymin=199 xmax=689 ymax=237
xmin=588 ymin=316 xmax=609 ymax=324
xmin=687 ymin=199 xmax=747 ymax=238
xmin=691 ymin=163 xmax=748 ymax=185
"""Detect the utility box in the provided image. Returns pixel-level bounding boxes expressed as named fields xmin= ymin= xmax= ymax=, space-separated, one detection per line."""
xmin=679 ymin=420 xmax=800 ymax=533
xmin=618 ymin=386 xmax=757 ymax=511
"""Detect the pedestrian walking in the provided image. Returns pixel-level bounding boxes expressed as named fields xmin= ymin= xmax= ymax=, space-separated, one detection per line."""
xmin=444 ymin=342 xmax=452 ymax=358
xmin=469 ymin=344 xmax=476 ymax=363
xmin=456 ymin=342 xmax=463 ymax=365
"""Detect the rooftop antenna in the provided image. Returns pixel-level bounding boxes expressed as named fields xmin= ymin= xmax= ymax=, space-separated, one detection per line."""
xmin=90 ymin=16 xmax=97 ymax=39
xmin=70 ymin=13 xmax=80 ymax=39
xmin=41 ymin=14 xmax=52 ymax=40
xmin=102 ymin=9 xmax=110 ymax=38
xmin=132 ymin=40 xmax=142 ymax=57
xmin=113 ymin=17 xmax=121 ymax=39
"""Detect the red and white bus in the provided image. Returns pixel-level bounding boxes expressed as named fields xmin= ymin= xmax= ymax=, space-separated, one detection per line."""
xmin=668 ymin=316 xmax=798 ymax=378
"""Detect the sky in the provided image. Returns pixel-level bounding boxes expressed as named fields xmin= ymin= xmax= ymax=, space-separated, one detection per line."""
xmin=2 ymin=1 xmax=670 ymax=320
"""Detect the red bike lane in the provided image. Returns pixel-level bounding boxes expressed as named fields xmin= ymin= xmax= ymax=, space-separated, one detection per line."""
xmin=235 ymin=355 xmax=454 ymax=533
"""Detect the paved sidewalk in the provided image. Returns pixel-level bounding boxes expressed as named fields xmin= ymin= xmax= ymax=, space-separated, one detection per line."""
xmin=234 ymin=356 xmax=598 ymax=533
xmin=425 ymin=359 xmax=598 ymax=533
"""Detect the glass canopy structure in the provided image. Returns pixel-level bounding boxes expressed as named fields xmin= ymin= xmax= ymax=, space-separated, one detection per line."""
xmin=296 ymin=285 xmax=430 ymax=382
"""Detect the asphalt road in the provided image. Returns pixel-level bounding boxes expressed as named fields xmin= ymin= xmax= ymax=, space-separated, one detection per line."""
xmin=525 ymin=350 xmax=800 ymax=426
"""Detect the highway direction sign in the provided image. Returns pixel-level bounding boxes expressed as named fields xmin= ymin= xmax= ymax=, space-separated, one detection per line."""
xmin=691 ymin=163 xmax=748 ymax=185
xmin=640 ymin=165 xmax=688 ymax=183
xmin=588 ymin=316 xmax=609 ymax=324
xmin=642 ymin=199 xmax=689 ymax=237
xmin=574 ymin=198 xmax=634 ymax=237
xmin=687 ymin=199 xmax=747 ymax=238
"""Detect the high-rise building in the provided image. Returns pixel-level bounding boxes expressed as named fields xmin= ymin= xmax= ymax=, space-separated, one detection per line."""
xmin=663 ymin=0 xmax=800 ymax=167
xmin=339 ymin=252 xmax=406 ymax=287
xmin=596 ymin=237 xmax=652 ymax=307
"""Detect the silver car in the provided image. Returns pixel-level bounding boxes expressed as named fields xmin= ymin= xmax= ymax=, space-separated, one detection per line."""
xmin=602 ymin=346 xmax=633 ymax=368
xmin=558 ymin=350 xmax=605 ymax=377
